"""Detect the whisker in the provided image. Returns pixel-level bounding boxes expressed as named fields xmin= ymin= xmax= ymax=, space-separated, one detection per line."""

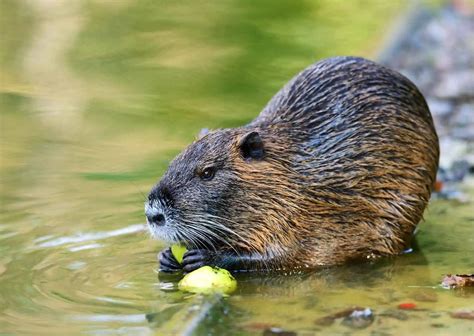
xmin=182 ymin=214 xmax=256 ymax=260
xmin=165 ymin=211 xmax=278 ymax=271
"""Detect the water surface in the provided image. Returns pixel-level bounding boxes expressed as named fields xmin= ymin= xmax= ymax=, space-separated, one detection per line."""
xmin=1 ymin=1 xmax=473 ymax=335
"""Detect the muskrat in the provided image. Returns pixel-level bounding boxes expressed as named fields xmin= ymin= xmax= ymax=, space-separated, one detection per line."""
xmin=145 ymin=56 xmax=439 ymax=273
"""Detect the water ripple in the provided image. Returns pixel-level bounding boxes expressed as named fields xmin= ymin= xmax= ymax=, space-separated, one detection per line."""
xmin=34 ymin=224 xmax=146 ymax=248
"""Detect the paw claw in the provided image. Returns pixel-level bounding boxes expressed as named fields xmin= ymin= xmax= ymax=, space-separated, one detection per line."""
xmin=183 ymin=262 xmax=206 ymax=273
xmin=182 ymin=249 xmax=213 ymax=273
xmin=158 ymin=247 xmax=181 ymax=272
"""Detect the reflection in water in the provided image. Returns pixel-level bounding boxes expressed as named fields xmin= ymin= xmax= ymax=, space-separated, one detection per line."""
xmin=22 ymin=0 xmax=86 ymax=133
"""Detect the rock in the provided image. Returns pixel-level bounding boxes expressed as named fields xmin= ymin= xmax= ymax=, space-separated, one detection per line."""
xmin=381 ymin=4 xmax=474 ymax=167
xmin=433 ymin=71 xmax=474 ymax=99
xmin=427 ymin=98 xmax=453 ymax=117
xmin=451 ymin=103 xmax=474 ymax=141
xmin=340 ymin=308 xmax=374 ymax=329
xmin=262 ymin=327 xmax=297 ymax=336
xmin=429 ymin=312 xmax=442 ymax=318
xmin=438 ymin=138 xmax=471 ymax=169
xmin=431 ymin=323 xmax=446 ymax=328
xmin=450 ymin=160 xmax=471 ymax=181
xmin=450 ymin=310 xmax=474 ymax=320
xmin=454 ymin=127 xmax=474 ymax=141
xmin=452 ymin=104 xmax=474 ymax=126
xmin=379 ymin=309 xmax=409 ymax=321
xmin=315 ymin=306 xmax=364 ymax=326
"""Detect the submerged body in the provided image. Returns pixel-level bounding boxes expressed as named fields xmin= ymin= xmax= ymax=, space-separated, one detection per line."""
xmin=146 ymin=57 xmax=439 ymax=272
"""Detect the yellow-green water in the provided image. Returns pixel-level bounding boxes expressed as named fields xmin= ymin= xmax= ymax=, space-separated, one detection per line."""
xmin=1 ymin=1 xmax=473 ymax=335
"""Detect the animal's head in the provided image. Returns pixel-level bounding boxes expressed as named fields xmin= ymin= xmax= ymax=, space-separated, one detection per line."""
xmin=145 ymin=127 xmax=300 ymax=255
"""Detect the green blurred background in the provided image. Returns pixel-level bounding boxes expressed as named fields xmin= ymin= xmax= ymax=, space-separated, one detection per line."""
xmin=4 ymin=1 xmax=473 ymax=335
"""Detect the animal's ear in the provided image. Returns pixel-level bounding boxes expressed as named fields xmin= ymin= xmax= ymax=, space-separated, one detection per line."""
xmin=239 ymin=131 xmax=265 ymax=160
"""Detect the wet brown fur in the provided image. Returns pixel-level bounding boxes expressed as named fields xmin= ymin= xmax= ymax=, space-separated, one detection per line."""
xmin=149 ymin=57 xmax=439 ymax=270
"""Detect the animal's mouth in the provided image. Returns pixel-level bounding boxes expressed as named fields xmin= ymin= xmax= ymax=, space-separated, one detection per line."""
xmin=145 ymin=201 xmax=237 ymax=250
xmin=146 ymin=215 xmax=196 ymax=248
xmin=149 ymin=221 xmax=222 ymax=251
xmin=147 ymin=221 xmax=178 ymax=243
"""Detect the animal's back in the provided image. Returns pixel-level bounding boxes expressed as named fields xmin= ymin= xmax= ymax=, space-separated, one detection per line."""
xmin=250 ymin=57 xmax=439 ymax=264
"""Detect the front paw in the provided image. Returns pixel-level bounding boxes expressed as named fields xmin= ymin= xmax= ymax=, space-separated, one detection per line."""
xmin=182 ymin=249 xmax=214 ymax=273
xmin=158 ymin=247 xmax=182 ymax=273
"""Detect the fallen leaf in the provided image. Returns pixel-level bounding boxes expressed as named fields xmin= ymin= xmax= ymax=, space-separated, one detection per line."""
xmin=442 ymin=274 xmax=474 ymax=289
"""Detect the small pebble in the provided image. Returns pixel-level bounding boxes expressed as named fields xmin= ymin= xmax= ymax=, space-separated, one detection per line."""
xmin=315 ymin=306 xmax=364 ymax=326
xmin=262 ymin=327 xmax=297 ymax=336
xmin=450 ymin=310 xmax=474 ymax=320
xmin=431 ymin=323 xmax=446 ymax=328
xmin=341 ymin=308 xmax=374 ymax=329
xmin=427 ymin=98 xmax=453 ymax=117
xmin=379 ymin=309 xmax=409 ymax=321
xmin=429 ymin=312 xmax=442 ymax=318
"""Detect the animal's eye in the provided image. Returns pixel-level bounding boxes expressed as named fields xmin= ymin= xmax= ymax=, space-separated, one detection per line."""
xmin=200 ymin=167 xmax=216 ymax=181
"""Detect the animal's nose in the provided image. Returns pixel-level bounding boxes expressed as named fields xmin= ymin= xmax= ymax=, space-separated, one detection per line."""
xmin=146 ymin=212 xmax=166 ymax=226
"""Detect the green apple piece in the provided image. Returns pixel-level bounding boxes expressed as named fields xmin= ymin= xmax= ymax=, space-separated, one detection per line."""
xmin=171 ymin=244 xmax=187 ymax=264
xmin=178 ymin=266 xmax=237 ymax=294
